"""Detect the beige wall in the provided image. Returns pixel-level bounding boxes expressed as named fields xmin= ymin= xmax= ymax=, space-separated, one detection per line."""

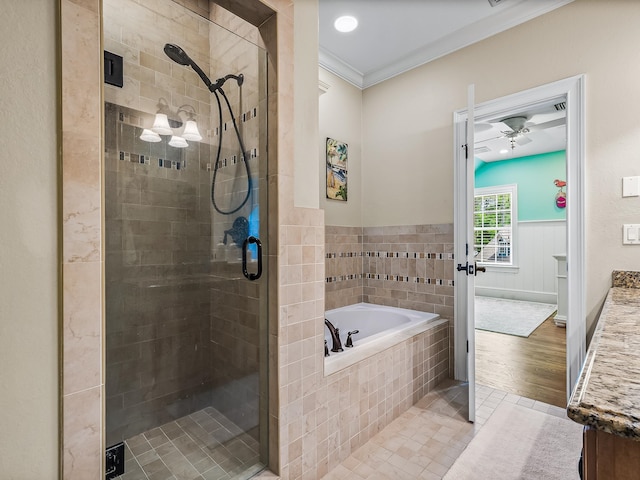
xmin=294 ymin=0 xmax=320 ymax=209
xmin=0 ymin=1 xmax=59 ymax=477
xmin=319 ymin=67 xmax=363 ymax=226
xmin=360 ymin=0 xmax=640 ymax=334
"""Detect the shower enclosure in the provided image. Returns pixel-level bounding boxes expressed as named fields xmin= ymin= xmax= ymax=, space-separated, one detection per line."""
xmin=104 ymin=1 xmax=269 ymax=479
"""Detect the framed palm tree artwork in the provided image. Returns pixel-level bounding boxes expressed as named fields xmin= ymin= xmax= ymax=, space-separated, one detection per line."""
xmin=326 ymin=137 xmax=348 ymax=201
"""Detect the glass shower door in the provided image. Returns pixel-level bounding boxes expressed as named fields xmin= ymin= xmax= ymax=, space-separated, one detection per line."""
xmin=103 ymin=1 xmax=268 ymax=478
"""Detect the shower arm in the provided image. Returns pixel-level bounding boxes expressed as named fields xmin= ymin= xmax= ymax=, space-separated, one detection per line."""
xmin=210 ymin=73 xmax=244 ymax=92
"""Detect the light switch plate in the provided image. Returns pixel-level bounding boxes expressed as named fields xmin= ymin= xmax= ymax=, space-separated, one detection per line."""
xmin=623 ymin=176 xmax=640 ymax=197
xmin=623 ymin=224 xmax=640 ymax=244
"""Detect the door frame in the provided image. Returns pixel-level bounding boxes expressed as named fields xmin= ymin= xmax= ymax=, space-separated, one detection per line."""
xmin=453 ymin=75 xmax=586 ymax=403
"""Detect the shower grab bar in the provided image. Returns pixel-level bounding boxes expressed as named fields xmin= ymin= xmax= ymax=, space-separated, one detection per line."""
xmin=242 ymin=236 xmax=262 ymax=281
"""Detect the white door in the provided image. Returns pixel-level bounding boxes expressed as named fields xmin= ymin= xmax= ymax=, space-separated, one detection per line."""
xmin=453 ymin=76 xmax=587 ymax=419
xmin=453 ymin=85 xmax=477 ymax=422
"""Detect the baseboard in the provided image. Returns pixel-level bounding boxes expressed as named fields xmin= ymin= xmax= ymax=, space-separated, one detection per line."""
xmin=475 ymin=286 xmax=557 ymax=305
xmin=554 ymin=314 xmax=567 ymax=327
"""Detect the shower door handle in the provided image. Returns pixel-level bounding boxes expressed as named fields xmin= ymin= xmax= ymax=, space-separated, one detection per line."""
xmin=242 ymin=236 xmax=262 ymax=281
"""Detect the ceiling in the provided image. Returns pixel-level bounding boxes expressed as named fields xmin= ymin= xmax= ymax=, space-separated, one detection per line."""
xmin=318 ymin=0 xmax=572 ymax=161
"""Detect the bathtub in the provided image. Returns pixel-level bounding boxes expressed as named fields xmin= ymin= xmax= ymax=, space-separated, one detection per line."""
xmin=324 ymin=303 xmax=445 ymax=375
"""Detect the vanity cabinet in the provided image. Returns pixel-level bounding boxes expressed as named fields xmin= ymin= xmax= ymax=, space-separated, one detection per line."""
xmin=568 ymin=271 xmax=640 ymax=480
xmin=582 ymin=426 xmax=640 ymax=479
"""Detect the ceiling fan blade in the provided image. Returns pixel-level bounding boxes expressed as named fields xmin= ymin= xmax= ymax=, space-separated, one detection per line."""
xmin=474 ymin=122 xmax=494 ymax=133
xmin=475 ymin=134 xmax=505 ymax=144
xmin=527 ymin=117 xmax=565 ymax=131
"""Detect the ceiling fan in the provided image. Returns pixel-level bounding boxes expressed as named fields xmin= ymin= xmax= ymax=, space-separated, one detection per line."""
xmin=476 ymin=115 xmax=565 ymax=150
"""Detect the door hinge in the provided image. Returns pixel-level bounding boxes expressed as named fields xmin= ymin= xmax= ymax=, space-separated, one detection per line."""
xmin=467 ymin=340 xmax=469 ymax=353
xmin=466 ymin=243 xmax=469 ymax=256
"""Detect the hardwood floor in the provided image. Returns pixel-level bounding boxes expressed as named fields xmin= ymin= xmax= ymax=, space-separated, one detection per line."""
xmin=475 ymin=314 xmax=567 ymax=408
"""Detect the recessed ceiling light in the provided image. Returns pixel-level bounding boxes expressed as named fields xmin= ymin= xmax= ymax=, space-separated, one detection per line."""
xmin=499 ymin=149 xmax=509 ymax=154
xmin=334 ymin=15 xmax=358 ymax=33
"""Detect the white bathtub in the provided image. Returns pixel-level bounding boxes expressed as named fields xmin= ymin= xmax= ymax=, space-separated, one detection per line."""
xmin=324 ymin=303 xmax=444 ymax=375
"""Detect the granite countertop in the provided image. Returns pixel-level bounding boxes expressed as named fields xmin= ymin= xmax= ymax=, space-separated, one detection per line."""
xmin=567 ymin=271 xmax=640 ymax=440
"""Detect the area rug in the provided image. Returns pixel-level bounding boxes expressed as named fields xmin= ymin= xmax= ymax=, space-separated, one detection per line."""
xmin=444 ymin=402 xmax=583 ymax=480
xmin=475 ymin=296 xmax=557 ymax=337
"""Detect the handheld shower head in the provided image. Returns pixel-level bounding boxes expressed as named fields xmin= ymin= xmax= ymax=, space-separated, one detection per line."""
xmin=163 ymin=43 xmax=192 ymax=66
xmin=163 ymin=43 xmax=213 ymax=90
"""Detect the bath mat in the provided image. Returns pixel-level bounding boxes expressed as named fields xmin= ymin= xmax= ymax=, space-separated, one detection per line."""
xmin=475 ymin=296 xmax=557 ymax=337
xmin=444 ymin=402 xmax=582 ymax=480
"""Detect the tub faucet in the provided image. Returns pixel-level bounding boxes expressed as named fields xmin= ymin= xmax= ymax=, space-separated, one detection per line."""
xmin=324 ymin=318 xmax=343 ymax=352
xmin=345 ymin=330 xmax=360 ymax=348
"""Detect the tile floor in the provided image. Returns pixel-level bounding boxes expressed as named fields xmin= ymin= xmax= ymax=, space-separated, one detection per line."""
xmin=254 ymin=379 xmax=570 ymax=480
xmin=118 ymin=406 xmax=263 ymax=480
xmin=120 ymin=380 xmax=571 ymax=480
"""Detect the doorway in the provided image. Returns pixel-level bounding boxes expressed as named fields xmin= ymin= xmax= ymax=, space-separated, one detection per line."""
xmin=453 ymin=76 xmax=586 ymax=421
xmin=473 ymin=100 xmax=568 ymax=408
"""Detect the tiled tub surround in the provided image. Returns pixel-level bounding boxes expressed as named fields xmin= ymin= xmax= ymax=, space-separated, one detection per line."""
xmin=280 ymin=319 xmax=449 ymax=478
xmin=567 ymin=271 xmax=640 ymax=438
xmin=325 ymin=224 xmax=455 ymax=319
xmin=325 ymin=226 xmax=364 ymax=309
xmin=325 ymin=224 xmax=455 ymax=379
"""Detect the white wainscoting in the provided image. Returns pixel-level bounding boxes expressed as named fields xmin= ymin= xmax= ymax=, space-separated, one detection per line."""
xmin=475 ymin=220 xmax=566 ymax=304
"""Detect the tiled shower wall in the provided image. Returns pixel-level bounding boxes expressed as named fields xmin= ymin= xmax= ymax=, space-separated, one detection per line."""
xmin=326 ymin=224 xmax=455 ymax=319
xmin=104 ymin=104 xmax=215 ymax=444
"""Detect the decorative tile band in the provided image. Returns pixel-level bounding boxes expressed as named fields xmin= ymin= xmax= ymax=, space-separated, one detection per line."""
xmin=325 ymin=273 xmax=454 ymax=287
xmin=207 ymin=149 xmax=259 ymax=171
xmin=326 ymin=251 xmax=454 ymax=260
xmin=365 ymin=251 xmax=454 ymax=260
xmin=117 ymin=149 xmax=259 ymax=172
xmin=325 ymin=274 xmax=364 ymax=282
xmin=326 ymin=252 xmax=363 ymax=259
xmin=213 ymin=107 xmax=258 ymax=136
xmin=119 ymin=150 xmax=185 ymax=170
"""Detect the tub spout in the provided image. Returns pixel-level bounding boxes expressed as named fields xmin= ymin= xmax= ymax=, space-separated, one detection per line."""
xmin=324 ymin=318 xmax=343 ymax=352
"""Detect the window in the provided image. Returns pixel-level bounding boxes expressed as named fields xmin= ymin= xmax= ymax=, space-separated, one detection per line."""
xmin=474 ymin=185 xmax=517 ymax=266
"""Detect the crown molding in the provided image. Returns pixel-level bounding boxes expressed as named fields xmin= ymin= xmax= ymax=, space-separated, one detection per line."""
xmin=318 ymin=48 xmax=364 ymax=89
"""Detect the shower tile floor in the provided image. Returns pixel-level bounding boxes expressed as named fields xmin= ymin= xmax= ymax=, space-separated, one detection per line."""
xmin=119 ymin=406 xmax=263 ymax=480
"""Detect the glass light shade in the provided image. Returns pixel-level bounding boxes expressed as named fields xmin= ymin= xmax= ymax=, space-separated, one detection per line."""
xmin=181 ymin=120 xmax=202 ymax=142
xmin=168 ymin=135 xmax=188 ymax=148
xmin=151 ymin=113 xmax=173 ymax=135
xmin=139 ymin=128 xmax=161 ymax=143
